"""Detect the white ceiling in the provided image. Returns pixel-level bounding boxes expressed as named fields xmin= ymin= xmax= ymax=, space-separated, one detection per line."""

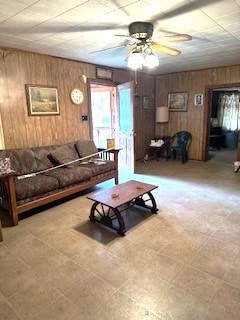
xmin=0 ymin=0 xmax=240 ymax=75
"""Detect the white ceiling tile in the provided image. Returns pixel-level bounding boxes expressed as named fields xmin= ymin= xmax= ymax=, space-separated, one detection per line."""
xmin=215 ymin=12 xmax=240 ymax=25
xmin=199 ymin=0 xmax=240 ymax=18
xmin=222 ymin=21 xmax=240 ymax=32
xmin=0 ymin=3 xmax=25 ymax=16
xmin=97 ymin=0 xmax=140 ymax=9
xmin=27 ymin=0 xmax=87 ymax=17
xmin=55 ymin=0 xmax=113 ymax=25
xmin=0 ymin=10 xmax=49 ymax=36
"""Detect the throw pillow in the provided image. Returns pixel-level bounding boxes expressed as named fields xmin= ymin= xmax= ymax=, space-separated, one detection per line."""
xmin=50 ymin=145 xmax=79 ymax=167
xmin=75 ymin=140 xmax=99 ymax=160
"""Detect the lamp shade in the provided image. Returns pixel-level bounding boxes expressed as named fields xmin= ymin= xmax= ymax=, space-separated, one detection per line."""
xmin=156 ymin=106 xmax=169 ymax=123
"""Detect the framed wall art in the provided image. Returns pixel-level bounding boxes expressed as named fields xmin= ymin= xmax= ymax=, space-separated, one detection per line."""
xmin=25 ymin=85 xmax=59 ymax=116
xmin=194 ymin=93 xmax=203 ymax=106
xmin=96 ymin=66 xmax=113 ymax=80
xmin=142 ymin=95 xmax=149 ymax=109
xmin=168 ymin=92 xmax=188 ymax=111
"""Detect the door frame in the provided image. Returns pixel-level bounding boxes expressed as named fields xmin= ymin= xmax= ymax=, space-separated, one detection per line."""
xmin=203 ymin=82 xmax=240 ymax=161
xmin=87 ymin=78 xmax=119 ymax=140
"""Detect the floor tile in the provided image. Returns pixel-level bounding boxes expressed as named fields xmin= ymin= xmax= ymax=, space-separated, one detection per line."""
xmin=188 ymin=250 xmax=232 ymax=279
xmin=141 ymin=253 xmax=185 ymax=282
xmin=114 ymin=242 xmax=158 ymax=268
xmin=0 ymin=302 xmax=21 ymax=320
xmin=204 ymin=282 xmax=240 ymax=320
xmin=224 ymin=255 xmax=240 ymax=289
xmin=24 ymin=248 xmax=70 ymax=276
xmin=9 ymin=278 xmax=61 ymax=320
xmin=65 ymin=274 xmax=116 ymax=316
xmin=174 ymin=266 xmax=222 ymax=302
xmin=33 ymin=296 xmax=85 ymax=320
xmin=119 ymin=270 xmax=171 ymax=310
xmin=176 ymin=229 xmax=208 ymax=249
xmin=48 ymin=233 xmax=95 ymax=258
xmin=0 ymin=245 xmax=24 ymax=273
xmin=153 ymin=285 xmax=208 ymax=320
xmin=93 ymin=256 xmax=139 ymax=288
xmin=91 ymin=291 xmax=159 ymax=320
xmin=0 ymin=264 xmax=39 ymax=298
xmin=72 ymin=245 xmax=113 ymax=271
xmin=43 ymin=260 xmax=91 ymax=293
xmin=200 ymin=237 xmax=239 ymax=260
xmin=159 ymin=239 xmax=198 ymax=264
xmin=20 ymin=216 xmax=57 ymax=237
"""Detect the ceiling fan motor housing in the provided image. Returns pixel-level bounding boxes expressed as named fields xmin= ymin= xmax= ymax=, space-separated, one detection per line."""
xmin=129 ymin=22 xmax=153 ymax=40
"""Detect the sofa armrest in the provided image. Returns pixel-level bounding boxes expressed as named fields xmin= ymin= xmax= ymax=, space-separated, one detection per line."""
xmin=98 ymin=148 xmax=121 ymax=184
xmin=0 ymin=171 xmax=18 ymax=225
xmin=98 ymin=148 xmax=121 ymax=161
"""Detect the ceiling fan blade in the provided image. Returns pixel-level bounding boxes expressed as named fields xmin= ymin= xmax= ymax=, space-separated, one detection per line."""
xmin=150 ymin=0 xmax=224 ymax=22
xmin=89 ymin=43 xmax=131 ymax=54
xmin=151 ymin=43 xmax=181 ymax=56
xmin=125 ymin=48 xmax=135 ymax=61
xmin=158 ymin=34 xmax=192 ymax=42
xmin=114 ymin=34 xmax=142 ymax=44
xmin=18 ymin=23 xmax=127 ymax=35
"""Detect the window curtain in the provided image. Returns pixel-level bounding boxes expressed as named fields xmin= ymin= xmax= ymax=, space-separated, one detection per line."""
xmin=217 ymin=92 xmax=240 ymax=131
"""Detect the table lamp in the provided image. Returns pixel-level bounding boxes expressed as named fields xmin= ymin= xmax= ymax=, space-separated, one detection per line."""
xmin=156 ymin=106 xmax=169 ymax=136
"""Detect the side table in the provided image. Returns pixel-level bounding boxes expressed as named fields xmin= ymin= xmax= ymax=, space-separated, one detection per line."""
xmin=146 ymin=136 xmax=170 ymax=161
xmin=146 ymin=145 xmax=165 ymax=161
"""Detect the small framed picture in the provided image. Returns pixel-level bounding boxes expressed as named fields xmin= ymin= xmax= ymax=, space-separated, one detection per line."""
xmin=194 ymin=94 xmax=203 ymax=106
xmin=96 ymin=66 xmax=113 ymax=80
xmin=142 ymin=95 xmax=149 ymax=109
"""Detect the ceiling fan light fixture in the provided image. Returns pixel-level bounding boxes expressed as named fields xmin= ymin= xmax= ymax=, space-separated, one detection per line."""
xmin=143 ymin=53 xmax=159 ymax=68
xmin=127 ymin=51 xmax=144 ymax=69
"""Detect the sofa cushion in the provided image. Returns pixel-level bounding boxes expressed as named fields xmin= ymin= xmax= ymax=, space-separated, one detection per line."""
xmin=81 ymin=160 xmax=116 ymax=176
xmin=75 ymin=140 xmax=99 ymax=160
xmin=43 ymin=167 xmax=92 ymax=188
xmin=0 ymin=148 xmax=38 ymax=175
xmin=14 ymin=174 xmax=59 ymax=201
xmin=50 ymin=145 xmax=79 ymax=168
xmin=31 ymin=146 xmax=57 ymax=171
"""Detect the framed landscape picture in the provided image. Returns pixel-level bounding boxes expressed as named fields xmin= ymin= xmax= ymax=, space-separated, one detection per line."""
xmin=25 ymin=85 xmax=59 ymax=116
xmin=168 ymin=92 xmax=188 ymax=111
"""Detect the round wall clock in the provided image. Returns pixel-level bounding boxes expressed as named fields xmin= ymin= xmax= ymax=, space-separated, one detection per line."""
xmin=70 ymin=88 xmax=84 ymax=105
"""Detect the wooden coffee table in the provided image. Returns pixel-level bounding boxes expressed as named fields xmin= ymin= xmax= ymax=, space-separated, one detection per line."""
xmin=87 ymin=180 xmax=158 ymax=235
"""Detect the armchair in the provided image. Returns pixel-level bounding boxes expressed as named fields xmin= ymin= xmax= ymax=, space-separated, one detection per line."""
xmin=166 ymin=131 xmax=192 ymax=164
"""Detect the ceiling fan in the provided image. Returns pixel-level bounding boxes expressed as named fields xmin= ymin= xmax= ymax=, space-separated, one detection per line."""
xmin=119 ymin=21 xmax=191 ymax=57
xmin=89 ymin=21 xmax=192 ymax=69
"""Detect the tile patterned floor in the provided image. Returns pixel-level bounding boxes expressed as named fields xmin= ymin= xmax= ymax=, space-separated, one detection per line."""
xmin=0 ymin=157 xmax=239 ymax=320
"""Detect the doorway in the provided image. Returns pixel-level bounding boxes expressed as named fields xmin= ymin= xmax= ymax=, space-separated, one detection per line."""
xmin=90 ymin=81 xmax=135 ymax=171
xmin=205 ymin=83 xmax=240 ymax=164
xmin=90 ymin=84 xmax=115 ymax=148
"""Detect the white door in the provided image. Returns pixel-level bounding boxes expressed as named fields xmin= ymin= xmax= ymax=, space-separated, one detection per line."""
xmin=116 ymin=81 xmax=135 ymax=172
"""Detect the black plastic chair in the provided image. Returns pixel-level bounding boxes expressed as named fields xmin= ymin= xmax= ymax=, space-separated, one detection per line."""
xmin=166 ymin=131 xmax=192 ymax=164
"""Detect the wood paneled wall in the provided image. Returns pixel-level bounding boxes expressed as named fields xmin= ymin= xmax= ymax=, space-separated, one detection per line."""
xmin=3 ymin=46 xmax=238 ymax=162
xmin=0 ymin=47 xmax=155 ymax=160
xmin=155 ymin=65 xmax=240 ymax=160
